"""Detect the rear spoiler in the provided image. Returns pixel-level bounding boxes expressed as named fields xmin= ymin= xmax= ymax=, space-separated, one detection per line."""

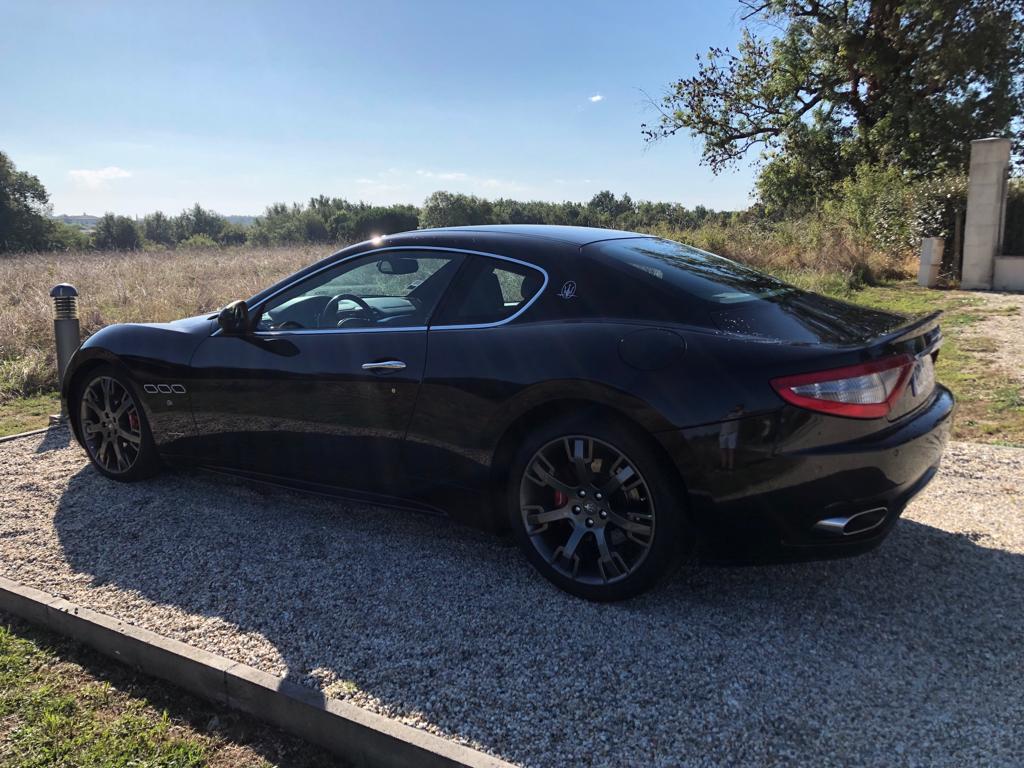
xmin=874 ymin=310 xmax=943 ymax=353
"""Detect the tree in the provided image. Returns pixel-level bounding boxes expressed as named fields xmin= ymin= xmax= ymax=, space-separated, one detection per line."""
xmin=420 ymin=191 xmax=493 ymax=228
xmin=0 ymin=150 xmax=55 ymax=252
xmin=142 ymin=211 xmax=175 ymax=246
xmin=92 ymin=213 xmax=142 ymax=250
xmin=644 ymin=0 xmax=1024 ymax=213
xmin=217 ymin=222 xmax=248 ymax=245
xmin=348 ymin=205 xmax=418 ymax=240
xmin=587 ymin=190 xmax=636 ymax=227
xmin=173 ymin=203 xmax=226 ymax=242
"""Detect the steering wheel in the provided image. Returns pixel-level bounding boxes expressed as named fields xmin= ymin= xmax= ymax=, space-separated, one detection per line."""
xmin=319 ymin=293 xmax=380 ymax=328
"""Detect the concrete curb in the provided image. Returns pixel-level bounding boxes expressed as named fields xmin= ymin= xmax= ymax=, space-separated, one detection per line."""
xmin=0 ymin=426 xmax=52 ymax=444
xmin=0 ymin=575 xmax=515 ymax=768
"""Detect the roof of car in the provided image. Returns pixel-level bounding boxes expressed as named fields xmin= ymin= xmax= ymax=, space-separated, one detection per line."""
xmin=406 ymin=224 xmax=649 ymax=246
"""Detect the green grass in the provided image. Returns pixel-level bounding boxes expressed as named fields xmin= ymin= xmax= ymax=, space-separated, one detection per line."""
xmin=0 ymin=392 xmax=60 ymax=438
xmin=831 ymin=282 xmax=1024 ymax=446
xmin=0 ymin=616 xmax=338 ymax=767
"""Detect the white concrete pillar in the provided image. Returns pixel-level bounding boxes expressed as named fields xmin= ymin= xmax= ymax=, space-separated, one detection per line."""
xmin=918 ymin=237 xmax=943 ymax=287
xmin=961 ymin=137 xmax=1011 ymax=289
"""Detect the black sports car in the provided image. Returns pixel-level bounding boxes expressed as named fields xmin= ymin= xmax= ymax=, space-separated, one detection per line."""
xmin=63 ymin=225 xmax=954 ymax=600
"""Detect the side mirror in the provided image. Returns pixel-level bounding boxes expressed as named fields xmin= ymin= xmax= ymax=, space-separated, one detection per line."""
xmin=217 ymin=300 xmax=250 ymax=334
xmin=378 ymin=257 xmax=419 ymax=276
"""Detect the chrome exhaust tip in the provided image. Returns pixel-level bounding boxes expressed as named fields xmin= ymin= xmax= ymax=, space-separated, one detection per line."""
xmin=813 ymin=507 xmax=888 ymax=537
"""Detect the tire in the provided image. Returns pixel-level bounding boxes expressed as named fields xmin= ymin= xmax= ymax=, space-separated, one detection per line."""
xmin=74 ymin=364 xmax=161 ymax=482
xmin=507 ymin=412 xmax=691 ymax=601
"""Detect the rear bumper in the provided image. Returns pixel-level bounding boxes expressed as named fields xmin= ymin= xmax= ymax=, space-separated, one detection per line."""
xmin=659 ymin=384 xmax=955 ymax=563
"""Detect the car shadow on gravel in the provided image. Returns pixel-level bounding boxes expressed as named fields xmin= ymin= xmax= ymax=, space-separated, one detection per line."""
xmin=35 ymin=425 xmax=70 ymax=453
xmin=53 ymin=463 xmax=1024 ymax=767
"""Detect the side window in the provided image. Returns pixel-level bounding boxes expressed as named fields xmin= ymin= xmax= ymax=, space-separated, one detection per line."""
xmin=257 ymin=251 xmax=463 ymax=331
xmin=434 ymin=257 xmax=545 ymax=326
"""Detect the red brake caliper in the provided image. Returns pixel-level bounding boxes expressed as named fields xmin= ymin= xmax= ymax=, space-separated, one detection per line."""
xmin=554 ymin=490 xmax=568 ymax=508
xmin=128 ymin=412 xmax=140 ymax=431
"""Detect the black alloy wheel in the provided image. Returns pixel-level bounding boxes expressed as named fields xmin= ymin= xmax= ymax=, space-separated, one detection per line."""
xmin=510 ymin=417 xmax=688 ymax=600
xmin=77 ymin=367 xmax=159 ymax=481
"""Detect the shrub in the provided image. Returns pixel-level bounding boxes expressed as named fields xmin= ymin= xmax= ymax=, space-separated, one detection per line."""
xmin=641 ymin=215 xmax=905 ymax=289
xmin=825 ymin=164 xmax=917 ymax=256
xmin=179 ymin=234 xmax=218 ymax=249
xmin=217 ymin=222 xmax=248 ymax=246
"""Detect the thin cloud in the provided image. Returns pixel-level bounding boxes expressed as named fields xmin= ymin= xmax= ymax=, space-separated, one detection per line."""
xmin=357 ymin=168 xmax=530 ymax=198
xmin=69 ymin=166 xmax=132 ymax=189
xmin=416 ymin=169 xmax=469 ymax=181
xmin=588 ymin=94 xmax=604 ymax=103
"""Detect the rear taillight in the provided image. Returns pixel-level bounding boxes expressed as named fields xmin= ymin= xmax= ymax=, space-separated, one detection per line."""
xmin=771 ymin=355 xmax=914 ymax=419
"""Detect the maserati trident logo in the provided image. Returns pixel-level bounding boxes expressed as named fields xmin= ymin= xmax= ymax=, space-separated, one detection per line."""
xmin=557 ymin=280 xmax=577 ymax=300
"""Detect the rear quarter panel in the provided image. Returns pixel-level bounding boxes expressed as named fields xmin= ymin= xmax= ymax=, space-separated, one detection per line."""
xmin=406 ymin=320 xmax=794 ymax=491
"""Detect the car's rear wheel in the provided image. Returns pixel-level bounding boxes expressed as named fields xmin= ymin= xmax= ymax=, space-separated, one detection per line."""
xmin=75 ymin=366 xmax=160 ymax=481
xmin=508 ymin=415 xmax=690 ymax=600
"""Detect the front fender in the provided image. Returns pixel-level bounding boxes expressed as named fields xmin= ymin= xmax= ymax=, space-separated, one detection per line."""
xmin=62 ymin=319 xmax=215 ymax=451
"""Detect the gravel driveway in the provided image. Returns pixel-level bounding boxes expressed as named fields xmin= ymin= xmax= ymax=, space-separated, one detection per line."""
xmin=1 ymin=428 xmax=1022 ymax=767
xmin=962 ymin=290 xmax=1024 ymax=386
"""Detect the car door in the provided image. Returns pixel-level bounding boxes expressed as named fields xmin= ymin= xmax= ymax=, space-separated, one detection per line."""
xmin=188 ymin=249 xmax=464 ymax=492
xmin=403 ymin=253 xmax=549 ymax=506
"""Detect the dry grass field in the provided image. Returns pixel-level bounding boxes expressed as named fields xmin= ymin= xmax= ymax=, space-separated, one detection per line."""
xmin=0 ymin=230 xmax=908 ymax=405
xmin=0 ymin=245 xmax=324 ymax=403
xmin=1 ymin=242 xmax=1019 ymax=445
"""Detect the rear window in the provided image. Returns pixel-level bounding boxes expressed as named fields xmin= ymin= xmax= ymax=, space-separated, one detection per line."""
xmin=591 ymin=238 xmax=796 ymax=305
xmin=587 ymin=237 xmax=903 ymax=343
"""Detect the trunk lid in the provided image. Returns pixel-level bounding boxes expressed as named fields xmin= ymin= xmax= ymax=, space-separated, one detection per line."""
xmin=870 ymin=312 xmax=943 ymax=421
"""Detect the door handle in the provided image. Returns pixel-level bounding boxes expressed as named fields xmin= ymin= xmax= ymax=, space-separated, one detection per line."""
xmin=361 ymin=360 xmax=407 ymax=372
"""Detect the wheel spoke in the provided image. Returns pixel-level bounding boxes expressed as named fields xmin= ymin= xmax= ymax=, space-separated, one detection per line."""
xmin=82 ymin=390 xmax=103 ymax=418
xmin=116 ymin=428 xmax=141 ymax=444
xmin=525 ymin=504 xmax=571 ymax=527
xmin=111 ymin=439 xmax=127 ymax=471
xmin=101 ymin=377 xmax=114 ymax=411
xmin=606 ymin=510 xmax=653 ymax=537
xmin=560 ymin=526 xmax=586 ymax=561
xmin=99 ymin=437 xmax=113 ymax=465
xmin=594 ymin=529 xmax=629 ymax=581
xmin=565 ymin=437 xmax=593 ymax=486
xmin=526 ymin=457 xmax=574 ymax=495
xmin=601 ymin=463 xmax=635 ymax=495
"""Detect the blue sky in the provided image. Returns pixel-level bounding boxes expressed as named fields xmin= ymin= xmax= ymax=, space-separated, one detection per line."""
xmin=0 ymin=1 xmax=758 ymax=216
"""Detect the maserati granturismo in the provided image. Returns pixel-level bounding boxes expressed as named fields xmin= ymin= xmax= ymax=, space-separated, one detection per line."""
xmin=62 ymin=225 xmax=954 ymax=599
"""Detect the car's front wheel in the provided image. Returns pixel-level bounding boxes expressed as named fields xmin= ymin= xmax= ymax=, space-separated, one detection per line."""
xmin=75 ymin=366 xmax=160 ymax=481
xmin=508 ymin=415 xmax=690 ymax=600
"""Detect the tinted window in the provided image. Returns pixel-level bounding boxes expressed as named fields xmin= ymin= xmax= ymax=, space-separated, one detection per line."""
xmin=434 ymin=257 xmax=544 ymax=326
xmin=257 ymin=251 xmax=462 ymax=330
xmin=588 ymin=237 xmax=901 ymax=343
xmin=592 ymin=238 xmax=794 ymax=305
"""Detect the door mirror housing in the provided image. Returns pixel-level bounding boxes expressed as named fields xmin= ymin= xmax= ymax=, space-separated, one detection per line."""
xmin=377 ymin=257 xmax=419 ymax=276
xmin=217 ymin=300 xmax=250 ymax=334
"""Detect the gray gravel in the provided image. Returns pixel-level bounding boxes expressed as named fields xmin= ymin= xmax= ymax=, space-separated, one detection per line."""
xmin=1 ymin=427 xmax=1023 ymax=767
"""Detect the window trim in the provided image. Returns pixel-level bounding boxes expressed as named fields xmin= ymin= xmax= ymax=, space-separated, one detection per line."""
xmin=428 ymin=252 xmax=549 ymax=331
xmin=224 ymin=246 xmax=548 ymax=337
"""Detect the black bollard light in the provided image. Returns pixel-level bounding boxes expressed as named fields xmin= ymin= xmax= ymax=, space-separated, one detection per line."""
xmin=50 ymin=283 xmax=80 ymax=421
